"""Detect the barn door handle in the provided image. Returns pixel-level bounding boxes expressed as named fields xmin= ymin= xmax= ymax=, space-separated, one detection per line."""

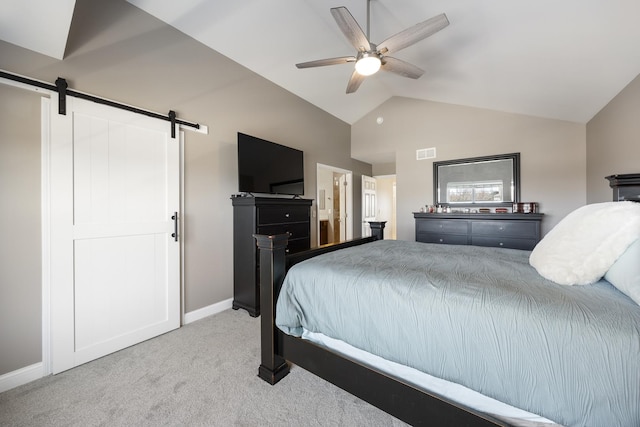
xmin=171 ymin=212 xmax=179 ymax=242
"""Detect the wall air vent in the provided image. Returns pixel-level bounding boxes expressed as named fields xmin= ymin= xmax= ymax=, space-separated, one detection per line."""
xmin=416 ymin=147 xmax=436 ymax=160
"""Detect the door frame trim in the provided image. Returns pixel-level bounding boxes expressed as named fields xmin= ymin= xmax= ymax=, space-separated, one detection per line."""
xmin=41 ymin=97 xmax=52 ymax=376
xmin=179 ymin=131 xmax=186 ymax=326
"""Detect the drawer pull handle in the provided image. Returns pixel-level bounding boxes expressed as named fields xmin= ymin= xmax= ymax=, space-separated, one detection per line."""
xmin=499 ymin=242 xmax=504 ymax=246
xmin=439 ymin=238 xmax=444 ymax=243
xmin=499 ymin=226 xmax=504 ymax=231
xmin=285 ymin=213 xmax=290 ymax=218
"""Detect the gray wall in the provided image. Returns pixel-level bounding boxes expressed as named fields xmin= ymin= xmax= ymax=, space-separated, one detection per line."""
xmin=352 ymin=97 xmax=587 ymax=241
xmin=586 ymin=73 xmax=640 ymax=202
xmin=0 ymin=0 xmax=371 ymax=376
xmin=0 ymin=85 xmax=42 ymax=375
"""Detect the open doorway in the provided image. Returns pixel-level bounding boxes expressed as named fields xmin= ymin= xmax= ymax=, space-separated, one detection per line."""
xmin=316 ymin=164 xmax=353 ymax=245
xmin=362 ymin=174 xmax=397 ymax=239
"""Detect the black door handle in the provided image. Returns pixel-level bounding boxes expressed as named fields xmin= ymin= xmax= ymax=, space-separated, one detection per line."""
xmin=171 ymin=212 xmax=178 ymax=242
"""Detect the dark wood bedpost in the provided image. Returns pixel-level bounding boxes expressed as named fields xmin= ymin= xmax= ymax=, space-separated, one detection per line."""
xmin=254 ymin=233 xmax=290 ymax=385
xmin=368 ymin=221 xmax=386 ymax=240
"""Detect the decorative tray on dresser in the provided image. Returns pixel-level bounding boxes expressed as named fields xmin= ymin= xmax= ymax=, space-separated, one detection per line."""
xmin=414 ymin=212 xmax=544 ymax=251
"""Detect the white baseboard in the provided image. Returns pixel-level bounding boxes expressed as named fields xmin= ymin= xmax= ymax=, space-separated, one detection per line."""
xmin=183 ymin=298 xmax=233 ymax=324
xmin=0 ymin=362 xmax=45 ymax=393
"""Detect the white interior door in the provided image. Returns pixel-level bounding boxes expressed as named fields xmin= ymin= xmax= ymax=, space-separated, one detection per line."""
xmin=362 ymin=175 xmax=377 ymax=237
xmin=338 ymin=174 xmax=347 ymax=241
xmin=50 ymin=96 xmax=180 ymax=373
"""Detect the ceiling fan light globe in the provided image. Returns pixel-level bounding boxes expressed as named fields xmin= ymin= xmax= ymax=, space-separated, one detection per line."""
xmin=355 ymin=55 xmax=381 ymax=76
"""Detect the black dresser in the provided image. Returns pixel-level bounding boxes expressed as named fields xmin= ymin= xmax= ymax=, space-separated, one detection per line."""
xmin=414 ymin=212 xmax=543 ymax=251
xmin=232 ymin=196 xmax=312 ymax=316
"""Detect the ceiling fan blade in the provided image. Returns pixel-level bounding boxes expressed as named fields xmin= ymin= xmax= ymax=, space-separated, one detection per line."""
xmin=346 ymin=70 xmax=366 ymax=94
xmin=296 ymin=56 xmax=356 ymax=69
xmin=330 ymin=7 xmax=372 ymax=52
xmin=381 ymin=57 xmax=425 ymax=79
xmin=377 ymin=13 xmax=449 ymax=55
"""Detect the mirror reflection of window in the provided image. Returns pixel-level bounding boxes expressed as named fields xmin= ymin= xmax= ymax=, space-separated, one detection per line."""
xmin=447 ymin=181 xmax=503 ymax=203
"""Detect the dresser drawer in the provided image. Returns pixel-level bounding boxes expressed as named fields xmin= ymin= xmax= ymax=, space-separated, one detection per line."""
xmin=471 ymin=220 xmax=539 ymax=239
xmin=416 ymin=219 xmax=468 ymax=234
xmin=257 ymin=222 xmax=309 ymax=240
xmin=417 ymin=232 xmax=469 ymax=245
xmin=258 ymin=205 xmax=309 ymax=225
xmin=471 ymin=236 xmax=538 ymax=251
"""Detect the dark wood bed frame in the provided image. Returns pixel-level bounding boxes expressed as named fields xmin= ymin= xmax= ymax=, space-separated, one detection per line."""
xmin=254 ymin=222 xmax=509 ymax=426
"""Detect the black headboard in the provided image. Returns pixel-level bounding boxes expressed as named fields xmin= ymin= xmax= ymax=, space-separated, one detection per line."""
xmin=605 ymin=174 xmax=640 ymax=202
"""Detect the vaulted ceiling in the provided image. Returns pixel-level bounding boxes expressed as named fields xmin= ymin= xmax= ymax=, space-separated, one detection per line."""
xmin=3 ymin=0 xmax=640 ymax=124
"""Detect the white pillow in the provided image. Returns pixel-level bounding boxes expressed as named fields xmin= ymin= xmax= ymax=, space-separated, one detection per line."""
xmin=605 ymin=238 xmax=640 ymax=305
xmin=529 ymin=201 xmax=640 ymax=285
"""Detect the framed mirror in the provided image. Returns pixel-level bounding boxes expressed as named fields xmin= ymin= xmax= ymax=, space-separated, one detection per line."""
xmin=433 ymin=153 xmax=520 ymax=207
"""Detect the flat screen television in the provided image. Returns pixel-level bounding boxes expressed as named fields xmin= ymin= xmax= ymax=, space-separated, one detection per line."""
xmin=237 ymin=132 xmax=304 ymax=196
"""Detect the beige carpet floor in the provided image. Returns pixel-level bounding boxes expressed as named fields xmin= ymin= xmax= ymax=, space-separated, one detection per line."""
xmin=0 ymin=309 xmax=406 ymax=426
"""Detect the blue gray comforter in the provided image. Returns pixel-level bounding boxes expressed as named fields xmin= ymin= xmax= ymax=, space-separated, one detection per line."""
xmin=275 ymin=240 xmax=640 ymax=426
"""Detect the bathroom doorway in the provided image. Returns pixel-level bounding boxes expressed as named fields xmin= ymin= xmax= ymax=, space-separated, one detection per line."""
xmin=316 ymin=164 xmax=353 ymax=245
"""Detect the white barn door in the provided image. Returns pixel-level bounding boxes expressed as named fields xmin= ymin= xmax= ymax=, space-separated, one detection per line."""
xmin=50 ymin=96 xmax=180 ymax=373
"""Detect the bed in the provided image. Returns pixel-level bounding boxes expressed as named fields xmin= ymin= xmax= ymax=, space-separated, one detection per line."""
xmin=255 ymin=201 xmax=640 ymax=426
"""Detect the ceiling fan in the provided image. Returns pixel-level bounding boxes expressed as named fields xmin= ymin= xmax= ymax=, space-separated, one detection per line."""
xmin=295 ymin=1 xmax=449 ymax=93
